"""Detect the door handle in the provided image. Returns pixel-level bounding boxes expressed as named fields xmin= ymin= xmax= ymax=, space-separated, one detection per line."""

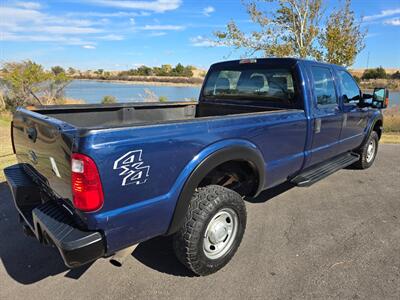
xmin=314 ymin=118 xmax=321 ymax=134
xmin=27 ymin=127 xmax=37 ymax=142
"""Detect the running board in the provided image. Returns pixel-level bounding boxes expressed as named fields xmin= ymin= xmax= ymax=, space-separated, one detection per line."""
xmin=291 ymin=152 xmax=360 ymax=187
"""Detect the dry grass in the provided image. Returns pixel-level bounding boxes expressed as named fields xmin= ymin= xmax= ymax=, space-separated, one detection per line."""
xmin=383 ymin=106 xmax=400 ymax=132
xmin=0 ymin=114 xmax=16 ymax=182
xmin=381 ymin=133 xmax=400 ymax=144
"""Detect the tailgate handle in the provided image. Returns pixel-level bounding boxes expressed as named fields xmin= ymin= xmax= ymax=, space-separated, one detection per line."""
xmin=27 ymin=127 xmax=37 ymax=142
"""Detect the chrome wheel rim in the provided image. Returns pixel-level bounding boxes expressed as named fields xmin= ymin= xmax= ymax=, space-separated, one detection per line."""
xmin=366 ymin=139 xmax=376 ymax=163
xmin=203 ymin=208 xmax=238 ymax=260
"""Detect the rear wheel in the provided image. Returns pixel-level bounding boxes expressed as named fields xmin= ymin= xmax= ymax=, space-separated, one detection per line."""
xmin=173 ymin=185 xmax=246 ymax=276
xmin=352 ymin=131 xmax=379 ymax=169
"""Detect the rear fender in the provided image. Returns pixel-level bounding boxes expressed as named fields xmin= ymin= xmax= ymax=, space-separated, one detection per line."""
xmin=166 ymin=139 xmax=265 ymax=235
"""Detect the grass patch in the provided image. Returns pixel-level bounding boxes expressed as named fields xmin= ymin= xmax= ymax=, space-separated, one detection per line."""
xmin=381 ymin=132 xmax=400 ymax=144
xmin=383 ymin=106 xmax=400 ymax=133
xmin=0 ymin=115 xmax=16 ymax=182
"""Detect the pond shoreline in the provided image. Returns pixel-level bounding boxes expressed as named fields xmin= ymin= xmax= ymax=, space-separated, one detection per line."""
xmin=74 ymin=78 xmax=399 ymax=91
xmin=74 ymin=78 xmax=203 ymax=87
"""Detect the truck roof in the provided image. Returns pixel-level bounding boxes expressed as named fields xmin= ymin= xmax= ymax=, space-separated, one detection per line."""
xmin=210 ymin=57 xmax=346 ymax=70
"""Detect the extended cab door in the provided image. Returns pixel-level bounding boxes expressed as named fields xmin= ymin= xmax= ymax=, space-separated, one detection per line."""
xmin=335 ymin=69 xmax=369 ymax=152
xmin=307 ymin=64 xmax=343 ymax=166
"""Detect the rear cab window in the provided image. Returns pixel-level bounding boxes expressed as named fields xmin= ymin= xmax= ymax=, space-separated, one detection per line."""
xmin=202 ymin=64 xmax=299 ymax=107
xmin=310 ymin=66 xmax=338 ymax=107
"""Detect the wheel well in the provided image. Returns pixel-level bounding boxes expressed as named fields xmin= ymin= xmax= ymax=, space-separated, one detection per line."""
xmin=166 ymin=145 xmax=265 ymax=235
xmin=373 ymin=120 xmax=383 ymax=139
xmin=198 ymin=160 xmax=259 ymax=197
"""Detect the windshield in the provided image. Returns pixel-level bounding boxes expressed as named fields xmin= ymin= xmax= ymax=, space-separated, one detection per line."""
xmin=203 ymin=67 xmax=296 ymax=104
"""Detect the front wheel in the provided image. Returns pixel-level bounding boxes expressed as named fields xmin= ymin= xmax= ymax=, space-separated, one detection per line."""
xmin=173 ymin=185 xmax=246 ymax=276
xmin=352 ymin=131 xmax=379 ymax=169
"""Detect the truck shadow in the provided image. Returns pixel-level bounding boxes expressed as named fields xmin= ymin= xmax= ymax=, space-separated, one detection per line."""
xmin=131 ymin=181 xmax=295 ymax=276
xmin=0 ymin=182 xmax=90 ymax=284
xmin=246 ymin=181 xmax=295 ymax=203
xmin=132 ymin=236 xmax=195 ymax=277
xmin=0 ymin=180 xmax=294 ymax=281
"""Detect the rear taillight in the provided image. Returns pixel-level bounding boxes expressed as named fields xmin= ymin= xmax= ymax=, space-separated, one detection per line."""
xmin=71 ymin=153 xmax=104 ymax=212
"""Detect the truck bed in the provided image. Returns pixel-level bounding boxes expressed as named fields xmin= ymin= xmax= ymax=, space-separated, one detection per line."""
xmin=33 ymin=101 xmax=289 ymax=129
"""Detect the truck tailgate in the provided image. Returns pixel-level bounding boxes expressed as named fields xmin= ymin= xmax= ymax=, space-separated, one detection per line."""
xmin=11 ymin=108 xmax=76 ymax=200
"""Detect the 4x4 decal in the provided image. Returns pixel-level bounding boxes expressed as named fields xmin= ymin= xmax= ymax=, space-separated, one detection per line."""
xmin=113 ymin=150 xmax=150 ymax=186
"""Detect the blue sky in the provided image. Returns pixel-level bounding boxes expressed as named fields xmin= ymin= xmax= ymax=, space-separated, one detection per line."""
xmin=1 ymin=0 xmax=399 ymax=70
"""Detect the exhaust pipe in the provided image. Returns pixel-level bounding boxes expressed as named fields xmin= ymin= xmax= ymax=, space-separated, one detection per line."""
xmin=109 ymin=244 xmax=138 ymax=267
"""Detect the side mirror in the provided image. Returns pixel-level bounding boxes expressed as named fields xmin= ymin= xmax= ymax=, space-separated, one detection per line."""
xmin=372 ymin=87 xmax=389 ymax=109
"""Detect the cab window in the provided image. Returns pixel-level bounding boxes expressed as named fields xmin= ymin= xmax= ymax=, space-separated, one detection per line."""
xmin=202 ymin=67 xmax=296 ymax=105
xmin=311 ymin=66 xmax=337 ymax=106
xmin=338 ymin=70 xmax=361 ymax=104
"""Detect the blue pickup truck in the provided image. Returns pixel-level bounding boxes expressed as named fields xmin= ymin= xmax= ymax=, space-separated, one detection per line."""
xmin=4 ymin=58 xmax=388 ymax=275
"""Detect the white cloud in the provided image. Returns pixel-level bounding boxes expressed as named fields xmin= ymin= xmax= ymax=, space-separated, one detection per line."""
xmin=85 ymin=0 xmax=182 ymax=13
xmin=1 ymin=32 xmax=93 ymax=45
xmin=1 ymin=7 xmax=101 ymax=33
xmin=15 ymin=1 xmax=41 ymax=10
xmin=363 ymin=8 xmax=400 ymax=21
xmin=148 ymin=31 xmax=167 ymax=37
xmin=203 ymin=6 xmax=215 ymax=17
xmin=384 ymin=17 xmax=400 ymax=26
xmin=0 ymin=4 xmax=121 ymax=45
xmin=67 ymin=11 xmax=150 ymax=18
xmin=98 ymin=34 xmax=125 ymax=40
xmin=82 ymin=45 xmax=96 ymax=49
xmin=0 ymin=7 xmax=43 ymax=24
xmin=141 ymin=24 xmax=184 ymax=30
xmin=29 ymin=26 xmax=103 ymax=34
xmin=190 ymin=35 xmax=217 ymax=47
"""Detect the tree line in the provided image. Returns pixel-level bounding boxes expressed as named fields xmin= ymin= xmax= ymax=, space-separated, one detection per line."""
xmin=361 ymin=68 xmax=400 ymax=80
xmin=119 ymin=64 xmax=195 ymax=77
xmin=69 ymin=63 xmax=195 ymax=79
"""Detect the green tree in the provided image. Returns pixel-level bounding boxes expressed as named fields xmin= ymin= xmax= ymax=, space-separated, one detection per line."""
xmin=214 ymin=0 xmax=366 ymax=66
xmin=215 ymin=0 xmax=323 ymax=58
xmin=159 ymin=96 xmax=168 ymax=102
xmin=161 ymin=64 xmax=172 ymax=74
xmin=391 ymin=71 xmax=400 ymax=79
xmin=136 ymin=65 xmax=153 ymax=76
xmin=51 ymin=66 xmax=65 ymax=76
xmin=103 ymin=71 xmax=111 ymax=79
xmin=101 ymin=95 xmax=117 ymax=104
xmin=319 ymin=0 xmax=366 ymax=66
xmin=67 ymin=67 xmax=76 ymax=75
xmin=362 ymin=67 xmax=387 ymax=80
xmin=1 ymin=60 xmax=71 ymax=109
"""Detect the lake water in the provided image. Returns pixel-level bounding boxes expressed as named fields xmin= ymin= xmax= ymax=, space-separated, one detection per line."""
xmin=65 ymin=80 xmax=200 ymax=103
xmin=65 ymin=80 xmax=400 ymax=106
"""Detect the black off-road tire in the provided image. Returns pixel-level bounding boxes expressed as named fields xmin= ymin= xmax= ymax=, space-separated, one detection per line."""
xmin=173 ymin=185 xmax=246 ymax=276
xmin=352 ymin=131 xmax=379 ymax=169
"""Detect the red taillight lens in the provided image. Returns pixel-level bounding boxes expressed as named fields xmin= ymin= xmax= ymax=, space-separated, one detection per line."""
xmin=71 ymin=153 xmax=104 ymax=212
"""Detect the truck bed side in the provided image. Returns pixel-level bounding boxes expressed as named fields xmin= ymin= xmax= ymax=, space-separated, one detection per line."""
xmin=79 ymin=108 xmax=307 ymax=253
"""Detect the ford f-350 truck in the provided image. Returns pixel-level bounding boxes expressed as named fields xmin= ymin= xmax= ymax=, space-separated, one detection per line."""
xmin=4 ymin=58 xmax=388 ymax=275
